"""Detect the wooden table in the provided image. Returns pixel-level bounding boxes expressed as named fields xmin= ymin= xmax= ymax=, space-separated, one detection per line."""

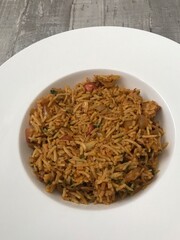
xmin=0 ymin=0 xmax=180 ymax=66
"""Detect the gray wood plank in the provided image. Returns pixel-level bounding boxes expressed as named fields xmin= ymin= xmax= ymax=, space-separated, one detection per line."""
xmin=70 ymin=0 xmax=180 ymax=42
xmin=0 ymin=0 xmax=27 ymax=65
xmin=13 ymin=0 xmax=74 ymax=55
xmin=148 ymin=0 xmax=180 ymax=42
xmin=69 ymin=0 xmax=105 ymax=29
xmin=104 ymin=0 xmax=150 ymax=30
xmin=0 ymin=0 xmax=180 ymax=66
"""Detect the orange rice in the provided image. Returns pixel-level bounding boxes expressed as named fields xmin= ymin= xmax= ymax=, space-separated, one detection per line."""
xmin=25 ymin=75 xmax=167 ymax=204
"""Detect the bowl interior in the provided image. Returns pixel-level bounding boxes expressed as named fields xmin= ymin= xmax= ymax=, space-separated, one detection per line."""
xmin=19 ymin=69 xmax=175 ymax=209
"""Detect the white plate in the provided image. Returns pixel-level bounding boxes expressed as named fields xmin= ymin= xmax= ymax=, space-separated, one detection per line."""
xmin=0 ymin=27 xmax=180 ymax=240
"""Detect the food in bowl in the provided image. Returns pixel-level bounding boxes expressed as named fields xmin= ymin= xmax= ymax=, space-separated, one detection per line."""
xmin=25 ymin=75 xmax=167 ymax=204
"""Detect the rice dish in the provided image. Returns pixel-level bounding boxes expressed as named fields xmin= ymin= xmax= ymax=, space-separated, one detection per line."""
xmin=25 ymin=75 xmax=167 ymax=204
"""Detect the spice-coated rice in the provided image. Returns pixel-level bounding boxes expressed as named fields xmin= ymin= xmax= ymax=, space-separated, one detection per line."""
xmin=25 ymin=75 xmax=167 ymax=204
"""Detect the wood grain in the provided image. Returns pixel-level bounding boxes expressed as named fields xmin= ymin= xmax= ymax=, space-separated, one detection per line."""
xmin=0 ymin=0 xmax=180 ymax=65
xmin=148 ymin=0 xmax=180 ymax=42
xmin=69 ymin=0 xmax=105 ymax=29
xmin=104 ymin=0 xmax=150 ymax=30
xmin=0 ymin=0 xmax=27 ymax=65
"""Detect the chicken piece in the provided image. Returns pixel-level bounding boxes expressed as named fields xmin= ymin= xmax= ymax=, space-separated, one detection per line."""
xmin=142 ymin=101 xmax=160 ymax=118
xmin=138 ymin=115 xmax=149 ymax=129
xmin=125 ymin=168 xmax=141 ymax=183
xmin=61 ymin=135 xmax=73 ymax=141
xmin=94 ymin=75 xmax=120 ymax=88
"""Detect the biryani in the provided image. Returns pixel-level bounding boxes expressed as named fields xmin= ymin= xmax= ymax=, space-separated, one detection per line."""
xmin=25 ymin=75 xmax=167 ymax=204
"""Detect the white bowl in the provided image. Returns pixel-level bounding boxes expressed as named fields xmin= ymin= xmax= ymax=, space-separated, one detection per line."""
xmin=1 ymin=27 xmax=180 ymax=240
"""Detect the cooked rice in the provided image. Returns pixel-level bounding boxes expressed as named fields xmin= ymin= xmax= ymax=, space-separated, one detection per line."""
xmin=25 ymin=75 xmax=167 ymax=204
